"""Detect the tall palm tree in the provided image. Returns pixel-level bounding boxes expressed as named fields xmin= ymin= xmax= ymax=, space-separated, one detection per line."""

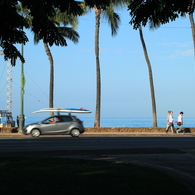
xmin=35 ymin=12 xmax=79 ymax=115
xmin=94 ymin=7 xmax=102 ymax=127
xmin=138 ymin=26 xmax=157 ymax=127
xmin=84 ymin=0 xmax=125 ymax=127
xmin=188 ymin=1 xmax=195 ymax=59
xmin=128 ymin=2 xmax=158 ymax=127
xmin=17 ymin=5 xmax=80 ymax=115
xmin=128 ymin=0 xmax=195 ymax=127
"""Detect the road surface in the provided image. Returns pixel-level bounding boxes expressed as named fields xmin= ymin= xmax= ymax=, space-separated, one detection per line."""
xmin=1 ymin=136 xmax=195 ymax=192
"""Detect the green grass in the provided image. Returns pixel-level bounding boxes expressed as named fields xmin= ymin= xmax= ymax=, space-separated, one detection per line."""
xmin=0 ymin=157 xmax=191 ymax=195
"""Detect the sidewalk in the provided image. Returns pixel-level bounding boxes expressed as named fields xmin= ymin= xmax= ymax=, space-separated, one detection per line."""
xmin=0 ymin=132 xmax=194 ymax=137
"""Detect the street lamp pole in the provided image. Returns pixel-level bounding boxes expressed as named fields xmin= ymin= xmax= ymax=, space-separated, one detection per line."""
xmin=19 ymin=43 xmax=25 ymax=131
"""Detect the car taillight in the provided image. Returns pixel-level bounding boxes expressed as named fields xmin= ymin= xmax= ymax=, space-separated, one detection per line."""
xmin=77 ymin=121 xmax=82 ymax=124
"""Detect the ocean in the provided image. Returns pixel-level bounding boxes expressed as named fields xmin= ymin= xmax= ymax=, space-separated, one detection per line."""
xmin=21 ymin=117 xmax=195 ymax=128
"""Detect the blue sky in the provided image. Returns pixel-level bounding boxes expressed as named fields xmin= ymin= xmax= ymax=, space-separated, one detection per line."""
xmin=0 ymin=8 xmax=195 ymax=120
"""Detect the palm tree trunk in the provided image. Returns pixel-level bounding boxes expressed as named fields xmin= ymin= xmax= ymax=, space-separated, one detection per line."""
xmin=189 ymin=12 xmax=195 ymax=58
xmin=94 ymin=8 xmax=101 ymax=127
xmin=44 ymin=42 xmax=54 ymax=116
xmin=138 ymin=26 xmax=157 ymax=127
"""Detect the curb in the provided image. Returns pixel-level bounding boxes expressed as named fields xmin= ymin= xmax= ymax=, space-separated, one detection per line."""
xmin=0 ymin=133 xmax=194 ymax=137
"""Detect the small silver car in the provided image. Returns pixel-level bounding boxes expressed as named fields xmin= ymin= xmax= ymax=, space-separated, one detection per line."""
xmin=23 ymin=115 xmax=84 ymax=137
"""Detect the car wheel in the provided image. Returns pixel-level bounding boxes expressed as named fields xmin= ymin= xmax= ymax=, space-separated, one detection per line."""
xmin=31 ymin=129 xmax=41 ymax=137
xmin=70 ymin=129 xmax=80 ymax=137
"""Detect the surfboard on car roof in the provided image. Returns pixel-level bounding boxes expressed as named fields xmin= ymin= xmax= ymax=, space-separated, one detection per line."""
xmin=33 ymin=107 xmax=91 ymax=114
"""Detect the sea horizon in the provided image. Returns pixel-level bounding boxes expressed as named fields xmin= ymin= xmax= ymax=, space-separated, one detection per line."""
xmin=18 ymin=116 xmax=195 ymax=128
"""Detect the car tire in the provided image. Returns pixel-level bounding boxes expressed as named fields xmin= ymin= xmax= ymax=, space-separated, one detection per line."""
xmin=70 ymin=129 xmax=80 ymax=137
xmin=31 ymin=129 xmax=41 ymax=137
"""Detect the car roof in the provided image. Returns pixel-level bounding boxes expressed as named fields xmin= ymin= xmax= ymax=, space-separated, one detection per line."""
xmin=46 ymin=114 xmax=78 ymax=118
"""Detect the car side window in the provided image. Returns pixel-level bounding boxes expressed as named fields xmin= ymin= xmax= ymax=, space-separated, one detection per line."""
xmin=49 ymin=117 xmax=62 ymax=123
xmin=61 ymin=116 xmax=72 ymax=122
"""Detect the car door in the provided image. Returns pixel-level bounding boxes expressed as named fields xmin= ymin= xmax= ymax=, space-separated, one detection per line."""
xmin=56 ymin=116 xmax=73 ymax=134
xmin=40 ymin=117 xmax=61 ymax=134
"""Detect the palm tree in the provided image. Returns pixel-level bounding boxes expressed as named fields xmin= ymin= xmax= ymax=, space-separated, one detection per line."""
xmin=128 ymin=2 xmax=158 ymax=127
xmin=18 ymin=5 xmax=80 ymax=114
xmin=33 ymin=11 xmax=79 ymax=115
xmin=128 ymin=0 xmax=195 ymax=127
xmin=138 ymin=26 xmax=157 ymax=127
xmin=188 ymin=2 xmax=195 ymax=59
xmin=94 ymin=7 xmax=102 ymax=127
xmin=84 ymin=0 xmax=127 ymax=127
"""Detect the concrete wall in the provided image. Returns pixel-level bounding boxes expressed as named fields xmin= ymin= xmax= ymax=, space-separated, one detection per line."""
xmin=84 ymin=127 xmax=194 ymax=133
xmin=0 ymin=127 xmax=194 ymax=133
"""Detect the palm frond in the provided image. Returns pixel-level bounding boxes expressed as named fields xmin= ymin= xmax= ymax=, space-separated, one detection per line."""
xmin=110 ymin=0 xmax=131 ymax=9
xmin=57 ymin=27 xmax=79 ymax=44
xmin=102 ymin=5 xmax=120 ymax=36
xmin=55 ymin=10 xmax=79 ymax=29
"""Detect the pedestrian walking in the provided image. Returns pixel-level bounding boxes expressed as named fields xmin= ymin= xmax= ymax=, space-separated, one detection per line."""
xmin=166 ymin=111 xmax=171 ymax=131
xmin=176 ymin=112 xmax=184 ymax=134
xmin=166 ymin=111 xmax=176 ymax=133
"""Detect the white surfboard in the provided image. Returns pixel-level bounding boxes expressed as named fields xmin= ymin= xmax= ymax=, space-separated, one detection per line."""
xmin=33 ymin=108 xmax=91 ymax=114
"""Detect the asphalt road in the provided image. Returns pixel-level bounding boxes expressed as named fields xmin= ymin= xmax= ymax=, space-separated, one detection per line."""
xmin=0 ymin=136 xmax=195 ymax=149
xmin=1 ymin=136 xmax=195 ymax=192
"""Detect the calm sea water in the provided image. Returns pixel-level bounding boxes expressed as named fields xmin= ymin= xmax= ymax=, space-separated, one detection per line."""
xmin=21 ymin=117 xmax=195 ymax=128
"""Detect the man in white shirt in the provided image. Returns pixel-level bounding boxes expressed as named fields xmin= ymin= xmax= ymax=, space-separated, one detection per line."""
xmin=176 ymin=112 xmax=184 ymax=133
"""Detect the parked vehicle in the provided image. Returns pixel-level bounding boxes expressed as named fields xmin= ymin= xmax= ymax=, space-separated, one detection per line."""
xmin=23 ymin=115 xmax=84 ymax=137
